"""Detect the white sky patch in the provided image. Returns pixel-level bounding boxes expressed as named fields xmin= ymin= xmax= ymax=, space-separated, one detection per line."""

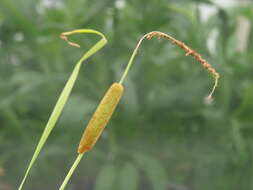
xmin=115 ymin=0 xmax=125 ymax=9
xmin=13 ymin=32 xmax=24 ymax=42
xmin=236 ymin=16 xmax=251 ymax=53
xmin=10 ymin=54 xmax=20 ymax=65
xmin=207 ymin=29 xmax=219 ymax=55
xmin=37 ymin=0 xmax=64 ymax=14
xmin=198 ymin=3 xmax=218 ymax=23
xmin=42 ymin=0 xmax=64 ymax=9
xmin=212 ymin=0 xmax=238 ymax=7
xmin=211 ymin=0 xmax=251 ymax=7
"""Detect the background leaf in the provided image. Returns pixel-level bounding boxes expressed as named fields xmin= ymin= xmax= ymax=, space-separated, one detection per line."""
xmin=95 ymin=164 xmax=117 ymax=190
xmin=133 ymin=153 xmax=167 ymax=190
xmin=118 ymin=162 xmax=139 ymax=190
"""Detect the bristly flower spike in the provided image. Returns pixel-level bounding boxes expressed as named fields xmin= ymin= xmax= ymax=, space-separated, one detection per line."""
xmin=119 ymin=31 xmax=220 ymax=99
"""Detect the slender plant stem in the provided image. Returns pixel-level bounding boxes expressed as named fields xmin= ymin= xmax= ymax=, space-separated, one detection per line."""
xmin=59 ymin=153 xmax=85 ymax=190
xmin=119 ymin=34 xmax=149 ymax=84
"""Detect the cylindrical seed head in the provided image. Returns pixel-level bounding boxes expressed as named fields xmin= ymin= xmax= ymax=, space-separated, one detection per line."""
xmin=78 ymin=83 xmax=124 ymax=153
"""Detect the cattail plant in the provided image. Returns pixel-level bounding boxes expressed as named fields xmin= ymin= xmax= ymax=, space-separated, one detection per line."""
xmin=58 ymin=31 xmax=220 ymax=190
xmin=59 ymin=83 xmax=124 ymax=190
xmin=78 ymin=83 xmax=124 ymax=153
xmin=18 ymin=29 xmax=107 ymax=190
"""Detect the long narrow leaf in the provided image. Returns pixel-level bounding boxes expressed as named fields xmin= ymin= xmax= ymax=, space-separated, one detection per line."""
xmin=18 ymin=29 xmax=107 ymax=190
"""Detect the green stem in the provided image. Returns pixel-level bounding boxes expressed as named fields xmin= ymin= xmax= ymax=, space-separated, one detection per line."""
xmin=119 ymin=34 xmax=149 ymax=84
xmin=59 ymin=153 xmax=85 ymax=190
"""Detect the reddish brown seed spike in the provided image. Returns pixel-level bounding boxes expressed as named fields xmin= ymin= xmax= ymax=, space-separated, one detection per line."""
xmin=120 ymin=31 xmax=219 ymax=98
xmin=145 ymin=31 xmax=219 ymax=98
xmin=78 ymin=83 xmax=124 ymax=153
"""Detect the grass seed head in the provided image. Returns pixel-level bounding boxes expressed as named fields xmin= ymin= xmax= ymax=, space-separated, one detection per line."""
xmin=145 ymin=31 xmax=220 ymax=99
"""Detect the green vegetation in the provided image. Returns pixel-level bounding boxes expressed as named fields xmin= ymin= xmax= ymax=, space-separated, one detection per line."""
xmin=18 ymin=29 xmax=107 ymax=190
xmin=0 ymin=0 xmax=253 ymax=190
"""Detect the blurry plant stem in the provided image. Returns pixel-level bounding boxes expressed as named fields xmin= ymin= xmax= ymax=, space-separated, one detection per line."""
xmin=231 ymin=119 xmax=247 ymax=161
xmin=2 ymin=109 xmax=27 ymax=140
xmin=108 ymin=128 xmax=118 ymax=161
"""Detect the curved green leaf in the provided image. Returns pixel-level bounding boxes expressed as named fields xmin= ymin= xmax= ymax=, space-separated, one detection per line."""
xmin=18 ymin=29 xmax=107 ymax=190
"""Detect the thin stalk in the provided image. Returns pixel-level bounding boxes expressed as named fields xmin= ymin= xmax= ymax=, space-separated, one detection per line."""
xmin=59 ymin=153 xmax=85 ymax=190
xmin=119 ymin=34 xmax=148 ymax=84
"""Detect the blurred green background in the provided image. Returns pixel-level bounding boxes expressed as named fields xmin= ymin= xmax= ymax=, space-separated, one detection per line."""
xmin=1 ymin=0 xmax=253 ymax=189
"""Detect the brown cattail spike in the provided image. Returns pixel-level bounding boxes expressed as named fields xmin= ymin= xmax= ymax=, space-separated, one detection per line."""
xmin=78 ymin=83 xmax=124 ymax=153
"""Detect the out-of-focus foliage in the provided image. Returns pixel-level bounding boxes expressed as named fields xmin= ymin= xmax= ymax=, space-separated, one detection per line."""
xmin=0 ymin=0 xmax=253 ymax=190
